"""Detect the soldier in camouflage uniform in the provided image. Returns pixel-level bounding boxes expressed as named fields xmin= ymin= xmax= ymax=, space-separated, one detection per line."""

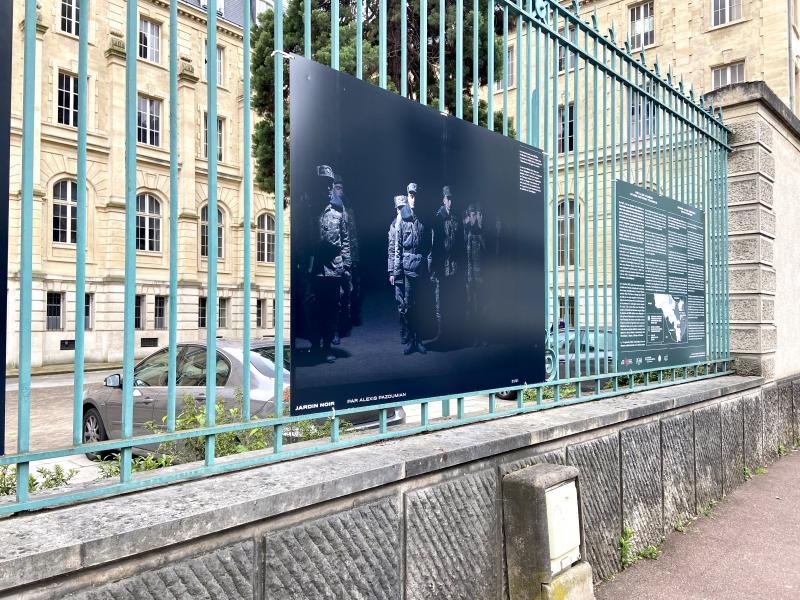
xmin=391 ymin=187 xmax=431 ymax=355
xmin=309 ymin=168 xmax=351 ymax=363
xmin=334 ymin=193 xmax=360 ymax=344
xmin=388 ymin=195 xmax=409 ymax=345
xmin=430 ymin=185 xmax=463 ymax=345
xmin=464 ymin=203 xmax=487 ymax=345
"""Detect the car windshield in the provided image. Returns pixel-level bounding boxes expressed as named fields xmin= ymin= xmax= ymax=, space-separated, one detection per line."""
xmin=250 ymin=345 xmax=291 ymax=377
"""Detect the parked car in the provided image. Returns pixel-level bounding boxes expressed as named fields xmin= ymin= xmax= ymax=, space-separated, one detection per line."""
xmin=494 ymin=327 xmax=614 ymax=399
xmin=82 ymin=339 xmax=405 ymax=457
xmin=555 ymin=327 xmax=615 ymax=389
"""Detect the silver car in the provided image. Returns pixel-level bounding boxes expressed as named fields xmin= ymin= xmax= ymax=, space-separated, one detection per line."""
xmin=82 ymin=339 xmax=405 ymax=456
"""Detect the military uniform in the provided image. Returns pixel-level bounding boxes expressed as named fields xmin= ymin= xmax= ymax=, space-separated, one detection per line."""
xmin=431 ymin=186 xmax=463 ymax=343
xmin=464 ymin=205 xmax=486 ymax=343
xmin=311 ymin=200 xmax=351 ymax=361
xmin=388 ymin=196 xmax=408 ymax=345
xmin=391 ymin=198 xmax=430 ymax=354
xmin=336 ymin=205 xmax=360 ymax=340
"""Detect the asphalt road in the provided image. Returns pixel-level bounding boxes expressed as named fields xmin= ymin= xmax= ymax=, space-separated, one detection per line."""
xmin=2 ymin=370 xmax=117 ymax=484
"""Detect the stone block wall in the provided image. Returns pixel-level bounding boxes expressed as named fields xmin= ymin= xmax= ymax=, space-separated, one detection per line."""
xmin=726 ymin=113 xmax=777 ymax=379
xmin=10 ymin=375 xmax=800 ymax=599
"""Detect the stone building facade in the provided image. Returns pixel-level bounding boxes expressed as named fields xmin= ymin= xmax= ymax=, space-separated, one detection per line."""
xmin=7 ymin=0 xmax=284 ymax=368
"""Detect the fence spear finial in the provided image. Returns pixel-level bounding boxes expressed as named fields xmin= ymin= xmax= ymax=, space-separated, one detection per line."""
xmin=591 ymin=9 xmax=598 ymax=31
xmin=608 ymin=22 xmax=616 ymax=43
xmin=572 ymin=0 xmax=579 ymax=14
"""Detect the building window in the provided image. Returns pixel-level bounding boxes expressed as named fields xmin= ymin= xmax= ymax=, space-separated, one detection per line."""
xmin=557 ymin=25 xmax=577 ymax=72
xmin=84 ymin=293 xmax=93 ymax=331
xmin=629 ymin=2 xmax=655 ymax=50
xmin=135 ymin=193 xmax=162 ymax=252
xmin=138 ymin=18 xmax=161 ymax=64
xmin=198 ymin=297 xmax=228 ymax=328
xmin=712 ymin=61 xmax=745 ymax=90
xmin=558 ymin=295 xmax=576 ymax=323
xmin=60 ymin=0 xmax=80 ymax=35
xmin=256 ymin=298 xmax=267 ymax=328
xmin=205 ymin=44 xmax=225 ymax=85
xmin=198 ymin=297 xmax=207 ymax=328
xmin=557 ymin=104 xmax=574 ymax=153
xmin=135 ymin=295 xmax=145 ymax=330
xmin=57 ymin=71 xmax=79 ymax=127
xmin=631 ymin=83 xmax=656 ymax=140
xmin=557 ymin=199 xmax=578 ymax=267
xmin=203 ymin=113 xmax=224 ymax=162
xmin=200 ymin=205 xmax=224 ymax=259
xmin=137 ymin=95 xmax=161 ymax=146
xmin=494 ymin=44 xmax=515 ymax=91
xmin=154 ymin=295 xmax=167 ymax=329
xmin=218 ymin=298 xmax=229 ymax=328
xmin=272 ymin=298 xmax=276 ymax=328
xmin=47 ymin=292 xmax=64 ymax=331
xmin=712 ymin=0 xmax=742 ymax=27
xmin=52 ymin=179 xmax=78 ymax=244
xmin=257 ymin=213 xmax=275 ymax=263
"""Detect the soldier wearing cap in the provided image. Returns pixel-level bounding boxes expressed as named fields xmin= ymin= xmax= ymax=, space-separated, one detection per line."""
xmin=430 ymin=185 xmax=464 ymax=345
xmin=308 ymin=166 xmax=351 ymax=363
xmin=391 ymin=186 xmax=431 ymax=355
xmin=464 ymin=202 xmax=487 ymax=345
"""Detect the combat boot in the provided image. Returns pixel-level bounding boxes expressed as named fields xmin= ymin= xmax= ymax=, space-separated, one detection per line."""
xmin=400 ymin=316 xmax=409 ymax=345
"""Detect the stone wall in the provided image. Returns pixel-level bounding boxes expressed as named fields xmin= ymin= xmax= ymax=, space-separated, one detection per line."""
xmin=706 ymin=81 xmax=800 ymax=380
xmin=4 ymin=374 xmax=798 ymax=599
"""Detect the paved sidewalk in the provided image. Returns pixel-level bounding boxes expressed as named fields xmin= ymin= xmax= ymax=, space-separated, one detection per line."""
xmin=595 ymin=450 xmax=800 ymax=600
xmin=5 ymin=361 xmax=121 ymax=379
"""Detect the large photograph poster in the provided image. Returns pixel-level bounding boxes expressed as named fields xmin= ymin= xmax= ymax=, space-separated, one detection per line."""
xmin=289 ymin=57 xmax=546 ymax=416
xmin=615 ymin=180 xmax=706 ymax=371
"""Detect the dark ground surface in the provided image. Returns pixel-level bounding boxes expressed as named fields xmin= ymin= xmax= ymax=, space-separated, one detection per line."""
xmin=595 ymin=449 xmax=800 ymax=600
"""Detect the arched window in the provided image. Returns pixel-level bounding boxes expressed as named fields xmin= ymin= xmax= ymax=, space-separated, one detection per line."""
xmin=200 ymin=204 xmax=224 ymax=259
xmin=136 ymin=193 xmax=161 ymax=252
xmin=52 ymin=179 xmax=78 ymax=244
xmin=256 ymin=213 xmax=275 ymax=263
xmin=557 ymin=198 xmax=579 ymax=267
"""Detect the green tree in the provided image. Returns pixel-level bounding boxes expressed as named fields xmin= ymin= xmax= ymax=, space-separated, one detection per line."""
xmin=251 ymin=0 xmax=514 ymax=195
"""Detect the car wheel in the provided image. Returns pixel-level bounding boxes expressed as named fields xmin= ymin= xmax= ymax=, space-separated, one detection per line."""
xmin=495 ymin=390 xmax=519 ymax=400
xmin=83 ymin=407 xmax=108 ymax=460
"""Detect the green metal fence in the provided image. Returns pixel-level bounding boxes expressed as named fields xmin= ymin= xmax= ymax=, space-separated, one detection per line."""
xmin=2 ymin=0 xmax=730 ymax=516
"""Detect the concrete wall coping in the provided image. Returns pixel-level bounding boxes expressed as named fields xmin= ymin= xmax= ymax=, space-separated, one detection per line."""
xmin=704 ymin=81 xmax=800 ymax=143
xmin=0 ymin=375 xmax=762 ymax=591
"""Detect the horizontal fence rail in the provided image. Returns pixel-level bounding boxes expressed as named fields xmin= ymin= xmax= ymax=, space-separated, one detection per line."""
xmin=3 ymin=0 xmax=730 ymax=516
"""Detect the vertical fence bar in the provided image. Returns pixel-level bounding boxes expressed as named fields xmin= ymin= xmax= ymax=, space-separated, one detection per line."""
xmin=562 ymin=13 xmax=571 ymax=382
xmin=591 ymin=25 xmax=598 ymax=381
xmin=420 ymin=0 xmax=427 ymax=104
xmin=571 ymin=17 xmax=580 ymax=386
xmin=438 ymin=0 xmax=445 ymax=109
xmin=121 ymin=0 xmax=138 ymax=483
xmin=401 ymin=0 xmax=408 ymax=97
xmin=356 ymin=0 xmax=362 ymax=77
xmin=0 ymin=0 xmax=11 ymax=457
xmin=167 ymin=0 xmax=179 ymax=433
xmin=456 ymin=0 xmax=462 ymax=117
xmin=242 ymin=0 xmax=252 ymax=422
xmin=73 ymin=0 xmax=89 ymax=446
xmin=17 ymin=0 xmax=37 ymax=500
xmin=602 ymin=34 xmax=608 ymax=375
xmin=515 ymin=0 xmax=521 ymax=141
xmin=304 ymin=0 xmax=311 ymax=57
xmin=502 ymin=6 xmax=508 ymax=135
xmin=473 ymin=0 xmax=479 ymax=124
xmin=487 ymin=0 xmax=494 ymax=130
xmin=526 ymin=0 xmax=532 ymax=143
xmin=206 ymin=0 xmax=220 ymax=467
xmin=274 ymin=0 xmax=286 ymax=450
xmin=380 ymin=0 xmax=387 ymax=88
xmin=331 ymin=0 xmax=339 ymax=69
xmin=551 ymin=17 xmax=560 ymax=401
xmin=722 ymin=116 xmax=729 ymax=360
